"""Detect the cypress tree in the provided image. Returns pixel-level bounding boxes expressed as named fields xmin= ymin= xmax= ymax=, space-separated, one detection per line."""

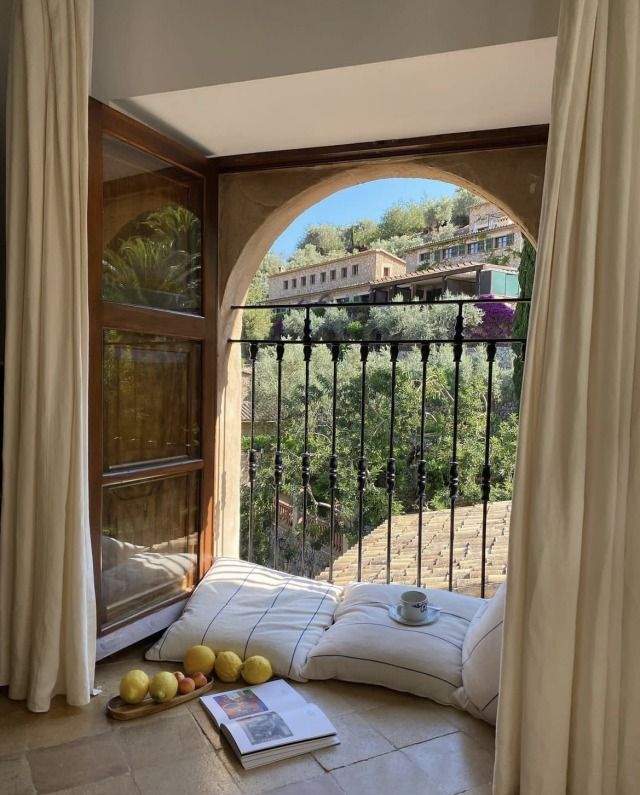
xmin=512 ymin=239 xmax=536 ymax=403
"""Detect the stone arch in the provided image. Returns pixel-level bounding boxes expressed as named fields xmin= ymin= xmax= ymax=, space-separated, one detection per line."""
xmin=214 ymin=144 xmax=546 ymax=556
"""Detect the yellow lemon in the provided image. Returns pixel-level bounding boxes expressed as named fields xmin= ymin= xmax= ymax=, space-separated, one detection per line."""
xmin=242 ymin=656 xmax=273 ymax=685
xmin=183 ymin=645 xmax=216 ymax=676
xmin=149 ymin=671 xmax=179 ymax=703
xmin=214 ymin=651 xmax=243 ymax=683
xmin=119 ymin=669 xmax=150 ymax=704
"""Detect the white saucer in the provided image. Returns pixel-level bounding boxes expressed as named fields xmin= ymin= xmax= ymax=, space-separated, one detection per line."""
xmin=388 ymin=604 xmax=441 ymax=626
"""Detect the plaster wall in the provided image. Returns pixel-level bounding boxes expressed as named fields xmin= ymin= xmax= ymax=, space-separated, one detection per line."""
xmin=214 ymin=144 xmax=546 ymax=558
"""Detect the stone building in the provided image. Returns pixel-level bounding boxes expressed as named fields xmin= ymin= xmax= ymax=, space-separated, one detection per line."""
xmin=405 ymin=201 xmax=523 ymax=272
xmin=267 ymin=249 xmax=405 ymax=304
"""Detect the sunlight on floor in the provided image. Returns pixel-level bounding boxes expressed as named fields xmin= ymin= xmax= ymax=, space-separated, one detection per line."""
xmin=0 ymin=643 xmax=494 ymax=795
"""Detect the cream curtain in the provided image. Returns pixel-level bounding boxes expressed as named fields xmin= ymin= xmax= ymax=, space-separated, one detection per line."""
xmin=495 ymin=0 xmax=640 ymax=792
xmin=0 ymin=0 xmax=95 ymax=712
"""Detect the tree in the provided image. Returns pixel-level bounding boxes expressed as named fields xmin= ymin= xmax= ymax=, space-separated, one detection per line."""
xmin=422 ymin=196 xmax=452 ymax=231
xmin=298 ymin=224 xmax=346 ymax=256
xmin=379 ymin=202 xmax=426 ymax=239
xmin=450 ymin=188 xmax=479 ymax=226
xmin=241 ymin=340 xmax=519 ymax=576
xmin=103 ymin=204 xmax=201 ymax=311
xmin=241 ymin=251 xmax=284 ymax=340
xmin=348 ymin=219 xmax=380 ymax=251
xmin=512 ymin=239 xmax=536 ymax=402
xmin=287 ymin=244 xmax=334 ymax=270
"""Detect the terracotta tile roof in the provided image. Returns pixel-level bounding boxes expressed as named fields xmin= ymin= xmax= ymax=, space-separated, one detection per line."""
xmin=371 ymin=260 xmax=485 ymax=285
xmin=316 ymin=500 xmax=510 ymax=598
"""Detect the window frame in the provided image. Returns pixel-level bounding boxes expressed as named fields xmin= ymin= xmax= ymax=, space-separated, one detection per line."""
xmin=88 ymin=99 xmax=217 ymax=636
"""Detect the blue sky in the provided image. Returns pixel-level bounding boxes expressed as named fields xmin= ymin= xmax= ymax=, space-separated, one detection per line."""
xmin=272 ymin=178 xmax=458 ymax=259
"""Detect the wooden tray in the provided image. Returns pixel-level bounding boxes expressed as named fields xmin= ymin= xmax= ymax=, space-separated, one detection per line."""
xmin=106 ymin=676 xmax=215 ymax=720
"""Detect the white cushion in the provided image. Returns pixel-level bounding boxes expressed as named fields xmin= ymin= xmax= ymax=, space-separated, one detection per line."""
xmin=301 ymin=582 xmax=483 ymax=705
xmin=453 ymin=582 xmax=506 ymax=725
xmin=146 ymin=557 xmax=343 ymax=681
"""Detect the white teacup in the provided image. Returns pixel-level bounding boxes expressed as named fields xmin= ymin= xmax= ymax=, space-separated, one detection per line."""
xmin=399 ymin=590 xmax=429 ymax=622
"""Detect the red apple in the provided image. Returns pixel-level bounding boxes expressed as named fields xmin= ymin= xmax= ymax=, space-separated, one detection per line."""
xmin=192 ymin=672 xmax=207 ymax=689
xmin=178 ymin=677 xmax=195 ymax=695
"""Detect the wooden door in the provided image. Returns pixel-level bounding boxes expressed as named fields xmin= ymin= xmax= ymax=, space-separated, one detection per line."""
xmin=88 ymin=99 xmax=217 ymax=644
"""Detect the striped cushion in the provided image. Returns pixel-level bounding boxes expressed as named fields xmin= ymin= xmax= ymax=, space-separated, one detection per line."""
xmin=453 ymin=582 xmax=506 ymax=724
xmin=146 ymin=557 xmax=343 ymax=681
xmin=301 ymin=582 xmax=483 ymax=706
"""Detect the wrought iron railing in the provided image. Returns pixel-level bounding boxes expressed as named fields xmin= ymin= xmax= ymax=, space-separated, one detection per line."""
xmin=231 ymin=297 xmax=528 ymax=598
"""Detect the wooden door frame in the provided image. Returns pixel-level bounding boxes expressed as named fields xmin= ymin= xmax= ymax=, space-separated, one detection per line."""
xmin=88 ymin=99 xmax=217 ymax=640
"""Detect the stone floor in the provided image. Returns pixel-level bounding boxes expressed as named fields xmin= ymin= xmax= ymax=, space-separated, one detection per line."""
xmin=0 ymin=643 xmax=495 ymax=795
xmin=318 ymin=501 xmax=511 ymax=597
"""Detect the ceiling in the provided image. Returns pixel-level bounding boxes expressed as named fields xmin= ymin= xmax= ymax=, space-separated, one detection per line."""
xmin=113 ymin=38 xmax=556 ymax=157
xmin=92 ymin=0 xmax=559 ymax=158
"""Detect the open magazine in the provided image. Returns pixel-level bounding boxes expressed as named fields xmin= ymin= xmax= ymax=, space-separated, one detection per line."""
xmin=199 ymin=679 xmax=339 ymax=769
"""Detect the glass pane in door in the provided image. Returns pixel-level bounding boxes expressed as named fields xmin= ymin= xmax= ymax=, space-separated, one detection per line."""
xmin=103 ymin=330 xmax=201 ymax=470
xmin=101 ymin=472 xmax=199 ymax=625
xmin=102 ymin=136 xmax=203 ymax=312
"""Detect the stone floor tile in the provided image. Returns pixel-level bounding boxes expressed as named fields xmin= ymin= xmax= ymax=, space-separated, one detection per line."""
xmin=220 ymin=746 xmax=325 ymax=795
xmin=0 ymin=752 xmax=36 ymax=795
xmin=312 ymin=712 xmax=393 ymax=770
xmin=132 ymin=751 xmax=239 ymax=795
xmin=333 ymin=681 xmax=420 ymax=712
xmin=27 ymin=733 xmax=128 ymax=794
xmin=18 ymin=694 xmax=111 ymax=752
xmin=443 ymin=710 xmax=496 ymax=753
xmin=363 ymin=699 xmax=459 ymax=748
xmin=0 ymin=708 xmax=32 ymax=755
xmin=189 ymin=702 xmax=223 ymax=750
xmin=114 ymin=712 xmax=211 ymax=770
xmin=290 ymin=681 xmax=358 ymax=717
xmin=261 ymin=774 xmax=344 ymax=795
xmin=454 ymin=783 xmax=493 ymax=795
xmin=49 ymin=773 xmax=140 ymax=795
xmin=330 ymin=749 xmax=443 ymax=795
xmin=402 ymin=731 xmax=494 ymax=795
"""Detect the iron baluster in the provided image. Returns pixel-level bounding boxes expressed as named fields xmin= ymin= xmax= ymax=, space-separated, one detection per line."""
xmin=385 ymin=343 xmax=399 ymax=584
xmin=357 ymin=343 xmax=369 ymax=582
xmin=247 ymin=342 xmax=259 ymax=562
xmin=481 ymin=341 xmax=496 ymax=598
xmin=273 ymin=342 xmax=285 ymax=569
xmin=328 ymin=343 xmax=340 ymax=583
xmin=417 ymin=341 xmax=430 ymax=586
xmin=301 ymin=308 xmax=312 ymax=576
xmin=448 ymin=303 xmax=464 ymax=591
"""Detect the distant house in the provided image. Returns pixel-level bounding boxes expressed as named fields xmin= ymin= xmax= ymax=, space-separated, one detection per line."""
xmin=266 ymin=249 xmax=405 ymax=304
xmin=404 ymin=201 xmax=523 ymax=273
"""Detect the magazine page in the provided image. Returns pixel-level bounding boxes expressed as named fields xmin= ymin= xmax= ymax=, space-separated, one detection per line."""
xmin=200 ymin=679 xmax=306 ymax=728
xmin=223 ymin=702 xmax=336 ymax=757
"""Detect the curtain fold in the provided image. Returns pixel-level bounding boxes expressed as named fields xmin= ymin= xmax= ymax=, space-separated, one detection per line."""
xmin=0 ymin=0 xmax=95 ymax=712
xmin=495 ymin=0 xmax=640 ymax=792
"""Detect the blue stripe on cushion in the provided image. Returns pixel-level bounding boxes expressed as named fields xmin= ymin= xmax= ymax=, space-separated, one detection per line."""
xmin=308 ymin=654 xmax=459 ymax=688
xmin=199 ymin=563 xmax=260 ymax=645
xmin=336 ymin=621 xmax=463 ymax=651
xmin=462 ymin=620 xmax=503 ymax=665
xmin=438 ymin=609 xmax=473 ymax=622
xmin=287 ymin=590 xmax=332 ymax=677
xmin=480 ymin=692 xmax=499 ymax=713
xmin=242 ymin=575 xmax=294 ymax=659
